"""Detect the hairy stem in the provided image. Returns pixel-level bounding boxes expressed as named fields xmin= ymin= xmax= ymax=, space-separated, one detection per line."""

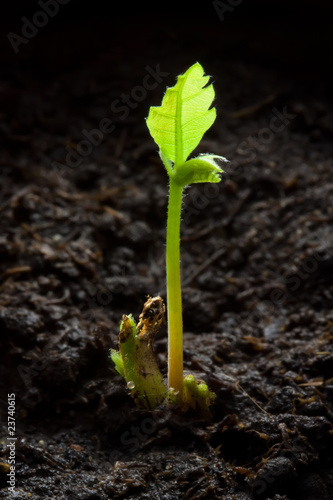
xmin=166 ymin=179 xmax=183 ymax=398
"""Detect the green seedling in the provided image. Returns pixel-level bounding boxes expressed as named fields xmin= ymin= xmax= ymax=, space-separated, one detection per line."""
xmin=111 ymin=297 xmax=167 ymax=409
xmin=111 ymin=62 xmax=227 ymax=414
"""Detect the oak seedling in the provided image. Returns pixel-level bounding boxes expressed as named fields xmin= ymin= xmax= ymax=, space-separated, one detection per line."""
xmin=111 ymin=62 xmax=227 ymax=415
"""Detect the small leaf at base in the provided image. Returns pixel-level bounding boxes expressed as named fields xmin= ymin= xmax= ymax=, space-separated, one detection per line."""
xmin=183 ymin=374 xmax=216 ymax=417
xmin=110 ymin=349 xmax=125 ymax=378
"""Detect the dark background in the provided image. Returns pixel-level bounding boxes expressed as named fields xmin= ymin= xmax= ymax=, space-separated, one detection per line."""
xmin=1 ymin=0 xmax=332 ymax=171
xmin=2 ymin=0 xmax=333 ymax=85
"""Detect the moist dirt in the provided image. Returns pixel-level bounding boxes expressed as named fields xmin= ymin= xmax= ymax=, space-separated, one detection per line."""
xmin=0 ymin=5 xmax=333 ymax=499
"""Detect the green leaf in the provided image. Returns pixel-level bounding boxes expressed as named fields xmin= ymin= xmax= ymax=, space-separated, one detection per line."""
xmin=110 ymin=314 xmax=136 ymax=380
xmin=119 ymin=313 xmax=136 ymax=337
xmin=146 ymin=62 xmax=216 ymax=168
xmin=183 ymin=374 xmax=216 ymax=418
xmin=173 ymin=154 xmax=227 ymax=187
xmin=110 ymin=349 xmax=125 ymax=378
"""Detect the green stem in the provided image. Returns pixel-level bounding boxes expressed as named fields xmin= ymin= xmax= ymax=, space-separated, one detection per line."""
xmin=166 ymin=178 xmax=183 ymax=398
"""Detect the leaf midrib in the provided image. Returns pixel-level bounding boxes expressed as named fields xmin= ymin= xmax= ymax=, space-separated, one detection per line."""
xmin=175 ymin=75 xmax=186 ymax=167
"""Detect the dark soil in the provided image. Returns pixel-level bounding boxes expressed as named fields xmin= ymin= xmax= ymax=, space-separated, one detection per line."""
xmin=1 ymin=1 xmax=333 ymax=499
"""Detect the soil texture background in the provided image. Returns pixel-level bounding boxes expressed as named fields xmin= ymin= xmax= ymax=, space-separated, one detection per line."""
xmin=0 ymin=1 xmax=333 ymax=499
